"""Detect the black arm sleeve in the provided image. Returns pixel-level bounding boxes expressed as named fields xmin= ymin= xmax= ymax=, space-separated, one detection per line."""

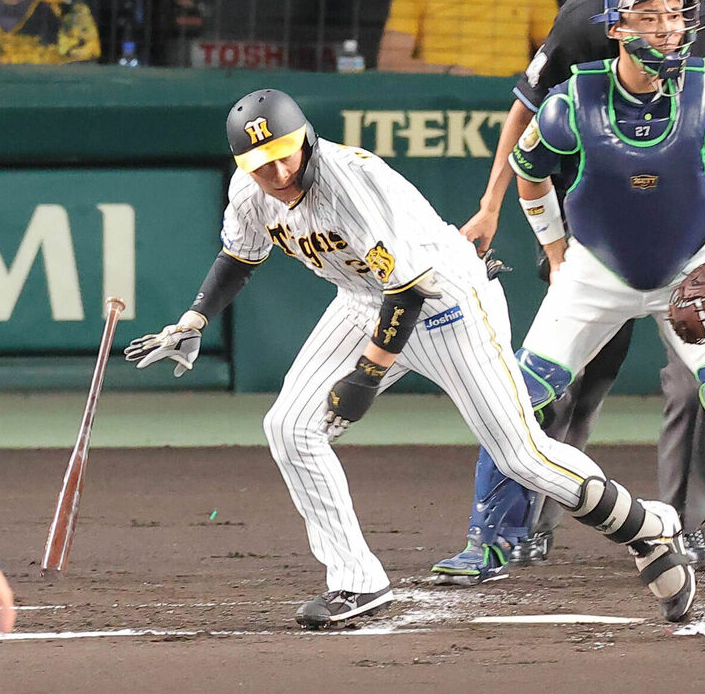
xmin=370 ymin=286 xmax=425 ymax=354
xmin=190 ymin=251 xmax=259 ymax=321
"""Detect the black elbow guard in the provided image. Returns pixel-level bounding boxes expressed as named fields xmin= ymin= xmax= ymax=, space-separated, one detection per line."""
xmin=370 ymin=287 xmax=425 ymax=354
xmin=190 ymin=251 xmax=259 ymax=320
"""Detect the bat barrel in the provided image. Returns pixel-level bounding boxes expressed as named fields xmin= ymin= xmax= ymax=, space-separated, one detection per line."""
xmin=41 ymin=297 xmax=126 ymax=577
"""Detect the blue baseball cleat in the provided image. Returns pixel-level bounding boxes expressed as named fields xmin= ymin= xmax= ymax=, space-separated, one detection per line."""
xmin=431 ymin=528 xmax=512 ymax=585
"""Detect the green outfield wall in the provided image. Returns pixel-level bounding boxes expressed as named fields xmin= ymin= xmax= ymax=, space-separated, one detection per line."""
xmin=0 ymin=65 xmax=664 ymax=393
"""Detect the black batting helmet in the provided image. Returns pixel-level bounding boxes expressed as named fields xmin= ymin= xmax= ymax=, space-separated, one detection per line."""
xmin=226 ymin=89 xmax=315 ymax=173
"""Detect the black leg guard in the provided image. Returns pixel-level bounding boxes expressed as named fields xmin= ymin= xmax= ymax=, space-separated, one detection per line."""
xmin=570 ymin=478 xmax=696 ymax=622
xmin=570 ymin=478 xmax=662 ymax=544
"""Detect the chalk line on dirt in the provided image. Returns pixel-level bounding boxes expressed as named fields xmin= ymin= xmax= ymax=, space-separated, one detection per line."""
xmin=3 ymin=587 xmax=650 ymax=641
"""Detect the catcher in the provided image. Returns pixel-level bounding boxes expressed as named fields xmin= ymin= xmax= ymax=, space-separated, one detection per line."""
xmin=438 ymin=0 xmax=705 ymax=587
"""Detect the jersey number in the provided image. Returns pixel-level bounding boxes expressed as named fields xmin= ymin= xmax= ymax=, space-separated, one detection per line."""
xmin=344 ymin=258 xmax=371 ymax=275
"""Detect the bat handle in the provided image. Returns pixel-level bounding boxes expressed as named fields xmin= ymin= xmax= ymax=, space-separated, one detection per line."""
xmin=106 ymin=296 xmax=126 ymax=315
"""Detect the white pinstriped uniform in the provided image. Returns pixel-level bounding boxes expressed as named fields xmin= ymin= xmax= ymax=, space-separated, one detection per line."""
xmin=223 ymin=139 xmax=608 ymax=593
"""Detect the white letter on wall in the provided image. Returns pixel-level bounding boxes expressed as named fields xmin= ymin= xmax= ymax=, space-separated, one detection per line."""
xmin=0 ymin=204 xmax=83 ymax=321
xmin=98 ymin=203 xmax=135 ymax=320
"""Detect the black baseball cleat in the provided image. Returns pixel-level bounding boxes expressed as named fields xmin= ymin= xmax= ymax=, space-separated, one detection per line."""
xmin=684 ymin=528 xmax=705 ymax=570
xmin=510 ymin=530 xmax=554 ymax=566
xmin=295 ymin=586 xmax=393 ymax=629
xmin=630 ymin=501 xmax=696 ymax=623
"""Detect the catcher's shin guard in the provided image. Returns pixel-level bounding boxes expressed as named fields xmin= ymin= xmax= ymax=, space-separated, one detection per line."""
xmin=470 ymin=448 xmax=534 ymax=546
xmin=431 ymin=449 xmax=534 ymax=584
xmin=571 ymin=478 xmax=695 ymax=621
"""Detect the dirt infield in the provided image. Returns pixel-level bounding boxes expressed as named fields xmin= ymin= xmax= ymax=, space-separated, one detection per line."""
xmin=1 ymin=445 xmax=704 ymax=693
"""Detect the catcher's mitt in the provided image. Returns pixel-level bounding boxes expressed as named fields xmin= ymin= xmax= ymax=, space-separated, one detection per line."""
xmin=669 ymin=264 xmax=705 ymax=344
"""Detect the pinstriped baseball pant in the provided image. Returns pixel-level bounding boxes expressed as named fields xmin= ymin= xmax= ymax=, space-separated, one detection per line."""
xmin=263 ymin=269 xmax=608 ymax=593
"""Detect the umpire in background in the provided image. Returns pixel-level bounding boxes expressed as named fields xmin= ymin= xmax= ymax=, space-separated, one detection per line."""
xmin=433 ymin=0 xmax=705 ymax=580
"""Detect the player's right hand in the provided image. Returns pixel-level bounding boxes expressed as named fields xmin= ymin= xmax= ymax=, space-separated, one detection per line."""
xmin=0 ymin=570 xmax=14 ymax=634
xmin=459 ymin=208 xmax=499 ymax=258
xmin=125 ymin=324 xmax=202 ymax=377
xmin=125 ymin=310 xmax=206 ymax=377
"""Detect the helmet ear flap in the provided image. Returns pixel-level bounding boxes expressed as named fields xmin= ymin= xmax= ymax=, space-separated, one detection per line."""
xmin=304 ymin=121 xmax=317 ymax=149
xmin=299 ymin=123 xmax=319 ymax=193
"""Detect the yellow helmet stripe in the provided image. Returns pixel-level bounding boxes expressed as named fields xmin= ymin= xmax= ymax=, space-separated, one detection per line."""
xmin=234 ymin=125 xmax=307 ymax=173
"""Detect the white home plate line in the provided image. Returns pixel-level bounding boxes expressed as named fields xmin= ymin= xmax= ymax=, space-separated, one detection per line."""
xmin=6 ymin=588 xmax=647 ymax=642
xmin=0 ymin=629 xmax=259 ymax=642
xmin=0 ymin=627 xmax=430 ymax=642
xmin=471 ymin=615 xmax=645 ymax=625
xmin=12 ymin=600 xmax=281 ymax=612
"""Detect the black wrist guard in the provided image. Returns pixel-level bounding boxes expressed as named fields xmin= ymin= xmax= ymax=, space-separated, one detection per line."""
xmin=327 ymin=356 xmax=389 ymax=423
xmin=190 ymin=251 xmax=259 ymax=320
xmin=350 ymin=356 xmax=389 ymax=386
xmin=371 ymin=287 xmax=425 ymax=354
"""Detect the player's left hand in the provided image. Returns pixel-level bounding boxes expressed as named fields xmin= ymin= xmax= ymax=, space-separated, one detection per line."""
xmin=124 ymin=311 xmax=206 ymax=377
xmin=324 ymin=356 xmax=389 ymax=439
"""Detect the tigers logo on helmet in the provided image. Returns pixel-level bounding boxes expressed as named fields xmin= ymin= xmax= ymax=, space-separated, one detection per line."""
xmin=244 ymin=117 xmax=273 ymax=145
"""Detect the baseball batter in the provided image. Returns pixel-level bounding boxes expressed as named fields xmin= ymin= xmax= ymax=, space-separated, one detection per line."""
xmin=126 ymin=87 xmax=695 ymax=627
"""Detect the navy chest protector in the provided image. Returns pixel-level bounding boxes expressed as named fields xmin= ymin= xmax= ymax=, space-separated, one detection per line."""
xmin=564 ymin=60 xmax=705 ymax=290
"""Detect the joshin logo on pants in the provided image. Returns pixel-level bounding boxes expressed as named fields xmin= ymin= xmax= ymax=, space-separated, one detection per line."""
xmin=424 ymin=306 xmax=464 ymax=330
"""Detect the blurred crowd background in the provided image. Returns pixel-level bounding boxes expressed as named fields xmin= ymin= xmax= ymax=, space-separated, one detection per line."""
xmin=0 ymin=0 xmax=566 ymax=74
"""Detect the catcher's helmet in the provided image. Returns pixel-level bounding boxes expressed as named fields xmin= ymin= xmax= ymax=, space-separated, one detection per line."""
xmin=226 ymin=89 xmax=316 ymax=173
xmin=590 ymin=0 xmax=700 ymax=90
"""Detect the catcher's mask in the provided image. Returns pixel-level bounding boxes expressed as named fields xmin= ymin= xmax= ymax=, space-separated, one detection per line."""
xmin=590 ymin=0 xmax=701 ymax=95
xmin=226 ymin=89 xmax=318 ymax=176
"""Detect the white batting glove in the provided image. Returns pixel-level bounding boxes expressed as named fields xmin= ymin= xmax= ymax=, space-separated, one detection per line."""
xmin=124 ymin=310 xmax=206 ymax=377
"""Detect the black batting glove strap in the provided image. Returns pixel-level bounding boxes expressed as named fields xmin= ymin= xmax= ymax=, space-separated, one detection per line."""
xmin=327 ymin=356 xmax=389 ymax=423
xmin=190 ymin=251 xmax=257 ymax=321
xmin=371 ymin=286 xmax=425 ymax=354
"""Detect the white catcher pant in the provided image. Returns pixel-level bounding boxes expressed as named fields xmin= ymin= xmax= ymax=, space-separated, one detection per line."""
xmin=523 ymin=239 xmax=705 ymax=379
xmin=263 ymin=250 xmax=614 ymax=593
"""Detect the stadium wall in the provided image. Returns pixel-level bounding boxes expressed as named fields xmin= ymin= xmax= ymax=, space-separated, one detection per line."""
xmin=0 ymin=66 xmax=664 ymax=393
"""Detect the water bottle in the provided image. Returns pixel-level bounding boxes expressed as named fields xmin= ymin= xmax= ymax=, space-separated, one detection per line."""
xmin=337 ymin=39 xmax=365 ymax=73
xmin=118 ymin=2 xmax=141 ymax=67
xmin=118 ymin=39 xmax=139 ymax=68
